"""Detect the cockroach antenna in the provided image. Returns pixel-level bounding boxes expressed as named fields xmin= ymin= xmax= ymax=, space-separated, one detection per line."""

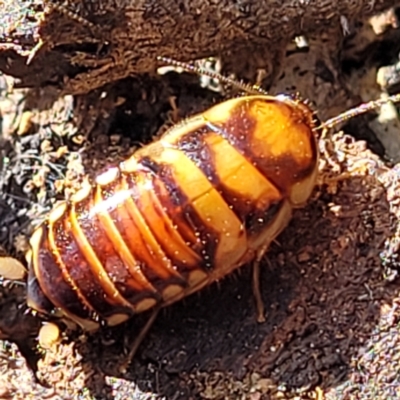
xmin=157 ymin=56 xmax=269 ymax=96
xmin=158 ymin=56 xmax=400 ymax=133
xmin=44 ymin=1 xmax=97 ymax=31
xmin=321 ymin=93 xmax=400 ymax=129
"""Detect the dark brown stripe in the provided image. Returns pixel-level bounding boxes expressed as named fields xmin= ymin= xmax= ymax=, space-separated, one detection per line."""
xmin=122 ymin=171 xmax=194 ymax=280
xmin=131 ymin=158 xmax=199 ymax=249
xmin=53 ymin=206 xmax=128 ymax=318
xmin=176 ymin=130 xmax=284 ymax=235
xmin=27 ymin=265 xmax=55 ymax=315
xmin=139 ymin=156 xmax=219 ymax=270
xmin=74 ymin=193 xmax=159 ymax=306
xmin=33 ymin=223 xmax=94 ymax=320
xmin=244 ymin=201 xmax=284 ymax=236
xmin=205 ymin=98 xmax=318 ymax=192
xmin=104 ymin=173 xmax=186 ymax=297
xmin=130 ymin=173 xmax=195 ymax=276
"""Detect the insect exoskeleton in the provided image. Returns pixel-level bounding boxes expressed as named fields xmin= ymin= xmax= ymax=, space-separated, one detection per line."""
xmin=21 ymin=56 xmax=400 ymax=368
xmin=25 ymin=93 xmax=319 ymax=333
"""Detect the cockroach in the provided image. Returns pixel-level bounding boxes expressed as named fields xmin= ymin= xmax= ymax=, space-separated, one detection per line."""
xmin=3 ymin=57 xmax=400 ymax=369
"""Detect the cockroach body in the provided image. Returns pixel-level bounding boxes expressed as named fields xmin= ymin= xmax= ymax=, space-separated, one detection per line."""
xmin=19 ymin=57 xmax=400 ymax=365
xmin=26 ymin=94 xmax=319 ymax=331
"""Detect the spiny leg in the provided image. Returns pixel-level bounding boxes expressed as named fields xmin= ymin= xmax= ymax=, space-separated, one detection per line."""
xmin=119 ymin=306 xmax=160 ymax=373
xmin=253 ymin=244 xmax=270 ymax=323
xmin=168 ymin=96 xmax=180 ymax=124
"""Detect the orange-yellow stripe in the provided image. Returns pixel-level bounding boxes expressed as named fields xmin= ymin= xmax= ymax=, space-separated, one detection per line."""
xmin=93 ymin=186 xmax=158 ymax=292
xmin=134 ymin=171 xmax=201 ymax=268
xmin=69 ymin=204 xmax=135 ymax=310
xmin=148 ymin=146 xmax=247 ymax=268
xmin=119 ymin=175 xmax=184 ymax=281
xmin=203 ymin=132 xmax=282 ymax=205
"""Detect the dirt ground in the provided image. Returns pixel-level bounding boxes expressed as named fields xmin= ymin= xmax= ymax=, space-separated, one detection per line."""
xmin=2 ymin=9 xmax=400 ymax=400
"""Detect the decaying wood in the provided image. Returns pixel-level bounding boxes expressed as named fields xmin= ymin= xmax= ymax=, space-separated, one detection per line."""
xmin=0 ymin=0 xmax=399 ymax=95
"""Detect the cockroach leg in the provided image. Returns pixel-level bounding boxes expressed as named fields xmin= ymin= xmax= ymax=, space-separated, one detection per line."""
xmin=253 ymin=245 xmax=269 ymax=323
xmin=255 ymin=69 xmax=267 ymax=87
xmin=26 ymin=39 xmax=44 ymax=65
xmin=168 ymin=96 xmax=180 ymax=124
xmin=119 ymin=306 xmax=160 ymax=373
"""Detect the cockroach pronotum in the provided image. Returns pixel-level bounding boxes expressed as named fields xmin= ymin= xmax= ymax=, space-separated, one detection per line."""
xmin=2 ymin=56 xmax=400 ymax=368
